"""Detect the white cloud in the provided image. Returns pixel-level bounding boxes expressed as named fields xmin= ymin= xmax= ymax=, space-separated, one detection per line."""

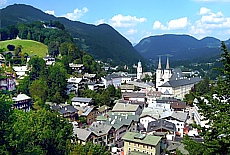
xmin=153 ymin=17 xmax=189 ymax=30
xmin=45 ymin=10 xmax=55 ymax=16
xmin=126 ymin=29 xmax=138 ymax=35
xmin=61 ymin=7 xmax=88 ymax=21
xmin=109 ymin=14 xmax=147 ymax=28
xmin=0 ymin=0 xmax=7 ymax=7
xmin=95 ymin=19 xmax=106 ymax=25
xmin=199 ymin=7 xmax=211 ymax=15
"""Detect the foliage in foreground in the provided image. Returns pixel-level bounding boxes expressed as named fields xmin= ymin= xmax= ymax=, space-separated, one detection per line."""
xmin=182 ymin=42 xmax=230 ymax=155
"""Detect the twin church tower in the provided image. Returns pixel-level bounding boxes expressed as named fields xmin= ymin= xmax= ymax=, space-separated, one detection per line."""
xmin=136 ymin=56 xmax=172 ymax=89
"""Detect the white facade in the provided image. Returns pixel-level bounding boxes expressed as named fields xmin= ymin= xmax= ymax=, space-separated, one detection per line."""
xmin=137 ymin=61 xmax=142 ymax=80
xmin=155 ymin=57 xmax=172 ymax=89
xmin=140 ymin=116 xmax=157 ymax=129
xmin=193 ymin=103 xmax=209 ymax=128
xmin=101 ymin=76 xmax=122 ymax=89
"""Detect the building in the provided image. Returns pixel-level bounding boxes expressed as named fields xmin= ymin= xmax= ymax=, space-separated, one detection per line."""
xmin=155 ymin=56 xmax=203 ymax=99
xmin=77 ymin=106 xmax=97 ymax=125
xmin=137 ymin=61 xmax=143 ymax=80
xmin=122 ymin=132 xmax=161 ymax=155
xmin=12 ymin=65 xmax=28 ymax=79
xmin=112 ymin=102 xmax=143 ymax=116
xmin=71 ymin=97 xmax=93 ymax=107
xmin=146 ymin=119 xmax=176 ymax=141
xmin=122 ymin=92 xmax=146 ymax=102
xmin=120 ymin=84 xmax=135 ymax=93
xmin=161 ymin=111 xmax=187 ymax=137
xmin=97 ymin=113 xmax=139 ymax=148
xmin=97 ymin=105 xmax=111 ymax=116
xmin=12 ymin=94 xmax=32 ymax=112
xmin=69 ymin=63 xmax=84 ymax=73
xmin=139 ymin=108 xmax=164 ymax=130
xmin=51 ymin=104 xmax=79 ymax=121
xmin=101 ymin=73 xmax=122 ymax=89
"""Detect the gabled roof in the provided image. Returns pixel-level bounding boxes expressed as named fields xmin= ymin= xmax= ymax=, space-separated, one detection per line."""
xmin=122 ymin=92 xmax=146 ymax=98
xmin=71 ymin=97 xmax=92 ymax=103
xmin=105 ymin=113 xmax=139 ymax=130
xmin=88 ymin=122 xmax=113 ymax=136
xmin=171 ymin=111 xmax=187 ymax=122
xmin=12 ymin=94 xmax=31 ymax=102
xmin=78 ymin=106 xmax=94 ymax=116
xmin=73 ymin=128 xmax=93 ymax=141
xmin=140 ymin=108 xmax=163 ymax=119
xmin=103 ymin=73 xmax=121 ymax=80
xmin=58 ymin=105 xmax=78 ymax=114
xmin=122 ymin=132 xmax=161 ymax=146
xmin=170 ymin=101 xmax=186 ymax=109
xmin=112 ymin=102 xmax=140 ymax=112
xmin=147 ymin=119 xmax=176 ymax=132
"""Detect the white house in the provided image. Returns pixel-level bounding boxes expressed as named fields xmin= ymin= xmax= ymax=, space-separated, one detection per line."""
xmin=101 ymin=73 xmax=122 ymax=89
xmin=139 ymin=108 xmax=164 ymax=129
xmin=161 ymin=111 xmax=187 ymax=137
xmin=12 ymin=65 xmax=28 ymax=79
xmin=71 ymin=97 xmax=93 ymax=108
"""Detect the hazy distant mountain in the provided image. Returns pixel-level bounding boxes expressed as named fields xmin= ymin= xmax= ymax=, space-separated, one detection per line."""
xmin=0 ymin=4 xmax=146 ymax=65
xmin=134 ymin=34 xmax=226 ymax=62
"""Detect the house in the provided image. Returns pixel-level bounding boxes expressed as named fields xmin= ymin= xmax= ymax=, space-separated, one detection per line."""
xmin=12 ymin=94 xmax=32 ymax=112
xmin=112 ymin=102 xmax=143 ymax=116
xmin=146 ymin=119 xmax=176 ymax=141
xmin=170 ymin=101 xmax=186 ymax=112
xmin=73 ymin=127 xmax=95 ymax=145
xmin=161 ymin=111 xmax=187 ymax=137
xmin=166 ymin=141 xmax=189 ymax=155
xmin=66 ymin=77 xmax=83 ymax=95
xmin=127 ymin=81 xmax=155 ymax=92
xmin=71 ymin=97 xmax=93 ymax=107
xmin=120 ymin=84 xmax=135 ymax=93
xmin=87 ymin=122 xmax=115 ymax=146
xmin=118 ymin=99 xmax=146 ymax=109
xmin=139 ymin=108 xmax=164 ymax=130
xmin=77 ymin=106 xmax=97 ymax=125
xmin=83 ymin=73 xmax=97 ymax=82
xmin=12 ymin=65 xmax=28 ymax=79
xmin=97 ymin=105 xmax=110 ymax=116
xmin=97 ymin=113 xmax=139 ymax=147
xmin=122 ymin=132 xmax=161 ymax=155
xmin=101 ymin=73 xmax=122 ymax=89
xmin=50 ymin=104 xmax=79 ymax=121
xmin=0 ymin=72 xmax=16 ymax=91
xmin=122 ymin=92 xmax=146 ymax=102
xmin=43 ymin=55 xmax=55 ymax=65
xmin=69 ymin=63 xmax=84 ymax=73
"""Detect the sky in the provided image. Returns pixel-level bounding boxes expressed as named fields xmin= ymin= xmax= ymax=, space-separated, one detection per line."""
xmin=1 ymin=0 xmax=230 ymax=44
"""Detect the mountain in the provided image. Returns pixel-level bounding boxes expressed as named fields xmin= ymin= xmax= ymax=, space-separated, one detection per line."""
xmin=0 ymin=4 xmax=146 ymax=65
xmin=134 ymin=34 xmax=226 ymax=63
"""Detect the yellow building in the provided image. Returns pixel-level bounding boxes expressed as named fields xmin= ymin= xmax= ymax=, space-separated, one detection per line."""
xmin=122 ymin=132 xmax=161 ymax=155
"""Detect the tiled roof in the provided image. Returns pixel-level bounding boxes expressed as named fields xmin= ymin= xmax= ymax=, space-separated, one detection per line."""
xmin=58 ymin=105 xmax=78 ymax=114
xmin=122 ymin=132 xmax=161 ymax=146
xmin=73 ymin=127 xmax=92 ymax=141
xmin=88 ymin=122 xmax=113 ymax=136
xmin=159 ymin=77 xmax=203 ymax=88
xmin=140 ymin=108 xmax=163 ymax=119
xmin=71 ymin=97 xmax=92 ymax=103
xmin=147 ymin=119 xmax=176 ymax=132
xmin=112 ymin=103 xmax=139 ymax=112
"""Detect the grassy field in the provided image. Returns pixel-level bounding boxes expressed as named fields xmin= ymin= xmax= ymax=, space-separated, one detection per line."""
xmin=0 ymin=39 xmax=48 ymax=57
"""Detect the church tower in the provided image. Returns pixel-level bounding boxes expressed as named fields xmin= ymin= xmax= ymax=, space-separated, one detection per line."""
xmin=156 ymin=56 xmax=163 ymax=89
xmin=163 ymin=56 xmax=172 ymax=81
xmin=137 ymin=60 xmax=142 ymax=80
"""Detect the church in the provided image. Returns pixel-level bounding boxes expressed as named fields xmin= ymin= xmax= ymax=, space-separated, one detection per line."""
xmin=155 ymin=56 xmax=202 ymax=99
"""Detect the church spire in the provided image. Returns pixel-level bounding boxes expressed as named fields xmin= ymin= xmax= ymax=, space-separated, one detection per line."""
xmin=158 ymin=56 xmax=162 ymax=69
xmin=166 ymin=56 xmax=170 ymax=69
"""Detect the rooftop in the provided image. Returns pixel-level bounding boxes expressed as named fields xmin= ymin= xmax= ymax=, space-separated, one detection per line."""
xmin=71 ymin=97 xmax=92 ymax=103
xmin=112 ymin=102 xmax=140 ymax=112
xmin=122 ymin=132 xmax=161 ymax=146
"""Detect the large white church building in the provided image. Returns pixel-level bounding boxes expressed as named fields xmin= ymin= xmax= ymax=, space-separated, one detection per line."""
xmin=155 ymin=56 xmax=202 ymax=99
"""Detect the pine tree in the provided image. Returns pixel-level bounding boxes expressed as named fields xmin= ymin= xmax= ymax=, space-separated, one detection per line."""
xmin=182 ymin=42 xmax=230 ymax=155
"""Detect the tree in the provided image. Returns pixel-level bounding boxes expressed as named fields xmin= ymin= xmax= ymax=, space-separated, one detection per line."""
xmin=47 ymin=62 xmax=68 ymax=102
xmin=7 ymin=108 xmax=73 ymax=155
xmin=182 ymin=42 xmax=230 ymax=155
xmin=28 ymin=56 xmax=46 ymax=81
xmin=70 ymin=142 xmax=110 ymax=155
xmin=29 ymin=79 xmax=48 ymax=103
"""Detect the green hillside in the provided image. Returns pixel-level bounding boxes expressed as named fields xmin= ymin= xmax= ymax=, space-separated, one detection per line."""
xmin=0 ymin=39 xmax=48 ymax=57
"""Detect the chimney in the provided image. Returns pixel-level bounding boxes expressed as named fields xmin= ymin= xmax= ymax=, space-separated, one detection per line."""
xmin=125 ymin=114 xmax=128 ymax=119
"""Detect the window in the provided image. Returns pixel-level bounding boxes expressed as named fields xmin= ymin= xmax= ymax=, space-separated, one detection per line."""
xmin=129 ymin=142 xmax=131 ymax=145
